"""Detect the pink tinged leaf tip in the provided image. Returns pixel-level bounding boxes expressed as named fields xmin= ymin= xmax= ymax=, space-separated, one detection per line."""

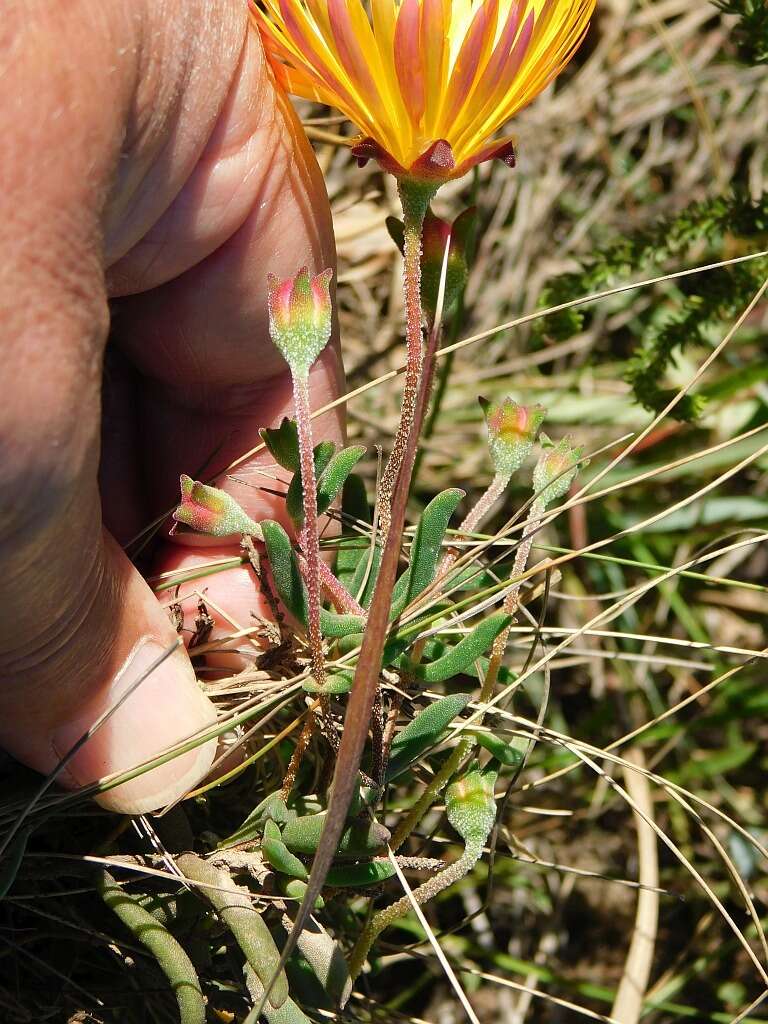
xmin=267 ymin=266 xmax=334 ymax=378
xmin=173 ymin=474 xmax=262 ymax=539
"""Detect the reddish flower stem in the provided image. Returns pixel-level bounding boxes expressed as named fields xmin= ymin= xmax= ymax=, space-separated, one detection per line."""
xmin=297 ymin=535 xmax=365 ymax=616
xmin=481 ymin=496 xmax=547 ymax=704
xmin=378 ymin=181 xmax=437 ymax=541
xmin=292 ymin=373 xmax=325 ymax=690
xmin=439 ymin=471 xmax=509 ymax=575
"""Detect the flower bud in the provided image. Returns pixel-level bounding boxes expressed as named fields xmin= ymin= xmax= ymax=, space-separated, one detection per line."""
xmin=267 ymin=266 xmax=334 ymax=378
xmin=172 ymin=475 xmax=262 ymax=539
xmin=446 ymin=765 xmax=498 ymax=847
xmin=533 ymin=435 xmax=586 ymax=504
xmin=480 ymin=397 xmax=545 ymax=480
xmin=387 ymin=207 xmax=476 ymax=323
xmin=421 ymin=207 xmax=476 ymax=322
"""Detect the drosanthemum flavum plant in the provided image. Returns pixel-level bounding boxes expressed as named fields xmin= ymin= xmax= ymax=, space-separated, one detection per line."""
xmin=156 ymin=1 xmax=596 ymax=1014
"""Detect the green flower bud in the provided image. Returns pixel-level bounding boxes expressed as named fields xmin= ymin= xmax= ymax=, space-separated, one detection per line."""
xmin=480 ymin=396 xmax=545 ymax=479
xmin=172 ymin=475 xmax=262 ymax=539
xmin=533 ymin=434 xmax=586 ymax=504
xmin=446 ymin=765 xmax=498 ymax=847
xmin=267 ymin=266 xmax=334 ymax=378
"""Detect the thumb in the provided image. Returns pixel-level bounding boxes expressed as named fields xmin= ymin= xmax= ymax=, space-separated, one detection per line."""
xmin=0 ymin=481 xmax=217 ymax=815
xmin=0 ymin=0 xmax=248 ymax=813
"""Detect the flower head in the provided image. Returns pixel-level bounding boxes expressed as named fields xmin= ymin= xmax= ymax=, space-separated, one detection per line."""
xmin=254 ymin=0 xmax=596 ymax=182
xmin=267 ymin=266 xmax=334 ymax=378
xmin=173 ymin=475 xmax=263 ymax=539
xmin=533 ymin=433 xmax=586 ymax=503
xmin=480 ymin=396 xmax=545 ymax=479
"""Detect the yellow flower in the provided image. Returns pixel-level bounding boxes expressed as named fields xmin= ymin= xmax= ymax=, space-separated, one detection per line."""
xmin=253 ymin=0 xmax=596 ymax=181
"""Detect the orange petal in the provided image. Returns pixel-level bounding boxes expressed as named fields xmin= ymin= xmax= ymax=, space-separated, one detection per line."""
xmin=439 ymin=0 xmax=499 ymax=132
xmin=394 ymin=0 xmax=426 ymax=127
xmin=421 ymin=0 xmax=447 ymax=134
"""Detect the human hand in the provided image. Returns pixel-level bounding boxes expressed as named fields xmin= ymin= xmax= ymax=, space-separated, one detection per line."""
xmin=0 ymin=0 xmax=342 ymax=813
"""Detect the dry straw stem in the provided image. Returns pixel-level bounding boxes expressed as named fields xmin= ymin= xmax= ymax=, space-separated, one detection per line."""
xmin=610 ymin=749 xmax=659 ymax=1024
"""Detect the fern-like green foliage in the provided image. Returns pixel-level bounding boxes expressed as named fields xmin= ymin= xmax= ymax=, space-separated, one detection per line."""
xmin=714 ymin=0 xmax=768 ymax=65
xmin=538 ymin=191 xmax=768 ymax=420
xmin=626 ymin=257 xmax=768 ymax=420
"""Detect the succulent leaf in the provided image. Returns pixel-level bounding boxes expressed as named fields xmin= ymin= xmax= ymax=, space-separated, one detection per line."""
xmin=386 ymin=693 xmax=472 ymax=781
xmin=260 ymin=417 xmax=300 ymax=473
xmin=413 ymin=613 xmax=513 ymax=683
xmin=281 ymin=814 xmax=390 ymax=858
xmin=390 ymin=488 xmax=465 ymax=619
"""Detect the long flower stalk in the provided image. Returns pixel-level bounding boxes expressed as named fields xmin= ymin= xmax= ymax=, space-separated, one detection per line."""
xmin=480 ymin=496 xmax=547 ymax=703
xmin=293 ymin=375 xmax=326 ymax=690
xmin=378 ymin=182 xmax=437 ymax=541
xmin=348 ymin=841 xmax=481 ymax=981
xmin=440 ymin=470 xmax=509 ymax=575
xmin=350 ymin=766 xmax=498 ymax=983
xmin=298 ymin=533 xmax=366 ymax=616
xmin=482 ymin=436 xmax=585 ymax=703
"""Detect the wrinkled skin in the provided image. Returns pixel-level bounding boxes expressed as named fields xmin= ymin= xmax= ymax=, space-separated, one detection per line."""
xmin=0 ymin=0 xmax=342 ymax=813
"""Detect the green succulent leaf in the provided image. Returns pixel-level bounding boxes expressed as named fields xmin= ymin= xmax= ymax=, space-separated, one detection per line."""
xmin=302 ymin=671 xmax=354 ymax=695
xmin=336 ymin=473 xmax=372 ymax=586
xmin=218 ymin=793 xmax=296 ymax=849
xmin=281 ymin=878 xmax=325 ymax=911
xmin=390 ymin=488 xmax=465 ymax=619
xmin=317 ymin=446 xmax=367 ymax=514
xmin=281 ymin=814 xmax=390 ymax=857
xmin=263 ymin=820 xmax=282 ymax=843
xmin=414 ymin=613 xmax=512 ymax=683
xmin=262 ymin=520 xmax=364 ymax=638
xmin=324 ymin=860 xmax=397 ymax=887
xmin=286 ymin=441 xmax=336 ymax=525
xmin=260 ymin=417 xmax=300 ymax=473
xmin=319 ymin=609 xmax=366 ymax=638
xmin=262 ymin=833 xmax=310 ymax=881
xmin=386 ymin=693 xmax=472 ymax=782
xmin=470 ymin=731 xmax=524 ymax=767
xmin=262 ymin=520 xmax=307 ymax=624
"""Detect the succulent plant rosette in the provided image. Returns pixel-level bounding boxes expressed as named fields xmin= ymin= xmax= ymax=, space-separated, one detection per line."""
xmin=97 ymin=2 xmax=597 ymax=1021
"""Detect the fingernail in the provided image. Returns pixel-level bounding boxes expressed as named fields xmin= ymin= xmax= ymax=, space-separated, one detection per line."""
xmin=51 ymin=639 xmax=217 ymax=814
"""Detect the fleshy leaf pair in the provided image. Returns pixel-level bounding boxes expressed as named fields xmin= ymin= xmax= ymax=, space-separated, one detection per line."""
xmin=261 ymin=417 xmax=366 ymax=528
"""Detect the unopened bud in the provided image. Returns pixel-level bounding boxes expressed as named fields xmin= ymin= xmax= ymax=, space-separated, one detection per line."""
xmin=480 ymin=396 xmax=545 ymax=479
xmin=386 ymin=207 xmax=475 ymax=323
xmin=173 ymin=475 xmax=262 ymax=539
xmin=421 ymin=207 xmax=476 ymax=322
xmin=267 ymin=266 xmax=333 ymax=378
xmin=533 ymin=435 xmax=586 ymax=504
xmin=446 ymin=765 xmax=498 ymax=846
